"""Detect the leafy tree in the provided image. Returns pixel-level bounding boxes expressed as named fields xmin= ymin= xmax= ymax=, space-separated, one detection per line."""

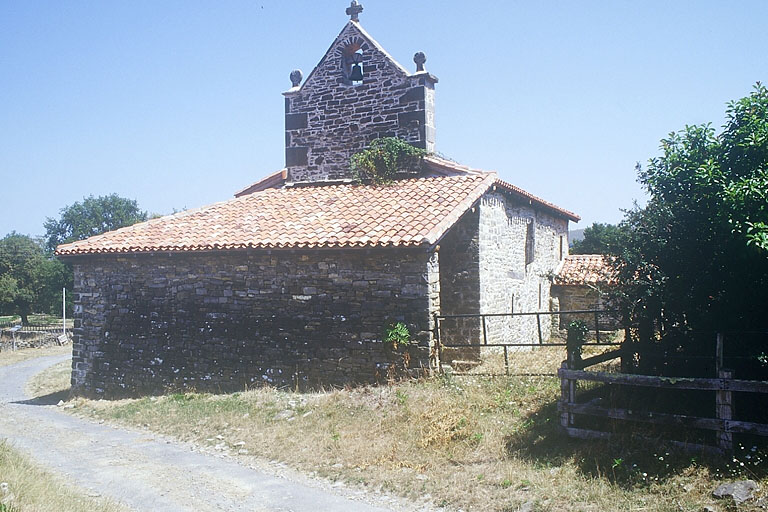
xmin=44 ymin=194 xmax=147 ymax=253
xmin=0 ymin=233 xmax=68 ymax=324
xmin=614 ymin=84 xmax=768 ymax=338
xmin=570 ymin=222 xmax=628 ymax=255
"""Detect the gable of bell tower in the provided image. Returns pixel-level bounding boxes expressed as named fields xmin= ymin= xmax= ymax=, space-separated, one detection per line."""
xmin=283 ymin=2 xmax=437 ymax=184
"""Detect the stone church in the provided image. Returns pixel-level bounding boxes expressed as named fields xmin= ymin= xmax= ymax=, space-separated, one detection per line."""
xmin=58 ymin=2 xmax=580 ymax=397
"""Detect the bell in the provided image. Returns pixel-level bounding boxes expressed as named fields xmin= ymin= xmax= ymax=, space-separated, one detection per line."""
xmin=349 ymin=63 xmax=364 ymax=82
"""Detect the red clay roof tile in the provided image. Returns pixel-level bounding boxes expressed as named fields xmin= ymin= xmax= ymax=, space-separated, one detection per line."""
xmin=57 ymin=174 xmax=496 ymax=256
xmin=554 ymin=254 xmax=617 ymax=286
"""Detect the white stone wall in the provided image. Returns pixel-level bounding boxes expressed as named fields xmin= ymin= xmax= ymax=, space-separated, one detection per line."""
xmin=477 ymin=191 xmax=570 ymax=345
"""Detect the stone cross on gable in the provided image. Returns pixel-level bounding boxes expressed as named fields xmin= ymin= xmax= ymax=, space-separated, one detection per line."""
xmin=346 ymin=1 xmax=364 ymax=21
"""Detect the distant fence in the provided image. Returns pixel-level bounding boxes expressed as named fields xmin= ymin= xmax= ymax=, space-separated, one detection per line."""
xmin=0 ymin=323 xmax=69 ymax=333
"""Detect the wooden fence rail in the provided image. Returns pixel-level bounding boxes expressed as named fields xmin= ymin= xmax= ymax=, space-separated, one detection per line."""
xmin=558 ymin=334 xmax=768 ymax=452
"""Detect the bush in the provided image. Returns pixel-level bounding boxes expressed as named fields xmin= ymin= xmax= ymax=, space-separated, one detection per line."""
xmin=350 ymin=137 xmax=426 ymax=184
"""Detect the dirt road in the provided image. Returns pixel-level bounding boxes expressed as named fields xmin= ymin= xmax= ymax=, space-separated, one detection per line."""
xmin=0 ymin=354 xmax=431 ymax=512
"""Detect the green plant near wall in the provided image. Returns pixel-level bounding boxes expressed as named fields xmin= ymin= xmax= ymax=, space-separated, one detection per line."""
xmin=383 ymin=322 xmax=412 ymax=383
xmin=566 ymin=320 xmax=589 ymax=362
xmin=385 ymin=322 xmax=410 ymax=349
xmin=350 ymin=137 xmax=427 ymax=185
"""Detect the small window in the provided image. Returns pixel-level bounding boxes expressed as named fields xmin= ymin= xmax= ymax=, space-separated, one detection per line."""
xmin=559 ymin=235 xmax=564 ymax=260
xmin=538 ymin=282 xmax=542 ymax=310
xmin=525 ymin=221 xmax=535 ymax=266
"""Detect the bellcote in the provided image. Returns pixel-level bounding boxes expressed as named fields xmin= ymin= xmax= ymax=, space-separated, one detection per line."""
xmin=282 ymin=2 xmax=437 ymax=184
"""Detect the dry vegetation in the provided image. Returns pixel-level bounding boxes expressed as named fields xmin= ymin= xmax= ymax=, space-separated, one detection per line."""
xmin=0 ymin=345 xmax=70 ymax=369
xmin=0 ymin=441 xmax=126 ymax=512
xmin=27 ymin=347 xmax=764 ymax=512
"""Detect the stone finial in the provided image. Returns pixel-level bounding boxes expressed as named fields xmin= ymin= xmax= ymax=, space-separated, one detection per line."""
xmin=346 ymin=0 xmax=364 ymax=21
xmin=414 ymin=52 xmax=426 ymax=72
xmin=289 ymin=69 xmax=303 ymax=87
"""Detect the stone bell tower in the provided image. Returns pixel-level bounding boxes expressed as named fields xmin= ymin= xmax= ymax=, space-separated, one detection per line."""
xmin=282 ymin=1 xmax=438 ymax=184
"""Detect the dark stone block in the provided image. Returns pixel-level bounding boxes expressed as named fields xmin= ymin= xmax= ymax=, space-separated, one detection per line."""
xmin=286 ymin=146 xmax=309 ymax=167
xmin=398 ymin=110 xmax=424 ymax=127
xmin=399 ymin=86 xmax=425 ymax=105
xmin=285 ymin=113 xmax=308 ymax=130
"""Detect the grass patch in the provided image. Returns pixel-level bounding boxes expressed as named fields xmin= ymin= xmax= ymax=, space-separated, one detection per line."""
xmin=0 ymin=440 xmax=126 ymax=512
xmin=56 ymin=362 xmax=768 ymax=511
xmin=0 ymin=345 xmax=70 ymax=368
xmin=26 ymin=359 xmax=72 ymax=404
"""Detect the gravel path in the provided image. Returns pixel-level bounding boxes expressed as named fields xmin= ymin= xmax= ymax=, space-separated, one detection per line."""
xmin=0 ymin=354 xmax=430 ymax=512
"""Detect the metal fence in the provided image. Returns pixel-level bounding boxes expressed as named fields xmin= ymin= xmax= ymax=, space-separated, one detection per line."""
xmin=435 ymin=309 xmax=625 ymax=376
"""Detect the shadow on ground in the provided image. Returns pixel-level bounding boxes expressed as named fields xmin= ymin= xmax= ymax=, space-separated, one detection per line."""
xmin=14 ymin=389 xmax=71 ymax=407
xmin=504 ymin=398 xmax=768 ymax=488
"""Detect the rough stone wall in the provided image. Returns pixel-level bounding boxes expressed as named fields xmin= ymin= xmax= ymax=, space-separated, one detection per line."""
xmin=70 ymin=249 xmax=436 ymax=398
xmin=550 ymin=285 xmax=619 ymax=331
xmin=478 ymin=192 xmax=570 ymax=345
xmin=284 ymin=22 xmax=436 ymax=183
xmin=436 ymin=208 xmax=483 ymax=358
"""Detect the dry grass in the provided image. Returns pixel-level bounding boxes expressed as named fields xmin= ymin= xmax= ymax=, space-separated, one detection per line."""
xmin=28 ymin=344 xmax=764 ymax=511
xmin=26 ymin=360 xmax=72 ymax=400
xmin=57 ymin=382 xmax=766 ymax=510
xmin=0 ymin=441 xmax=127 ymax=512
xmin=0 ymin=345 xmax=70 ymax=368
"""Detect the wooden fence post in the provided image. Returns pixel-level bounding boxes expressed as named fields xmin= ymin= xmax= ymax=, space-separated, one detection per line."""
xmin=715 ymin=332 xmax=724 ymax=375
xmin=560 ymin=357 xmax=577 ymax=430
xmin=716 ymin=369 xmax=733 ymax=452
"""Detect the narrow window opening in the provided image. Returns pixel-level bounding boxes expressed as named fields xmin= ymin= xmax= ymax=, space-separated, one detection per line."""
xmin=525 ymin=221 xmax=535 ymax=267
xmin=559 ymin=235 xmax=564 ymax=260
xmin=538 ymin=282 xmax=542 ymax=310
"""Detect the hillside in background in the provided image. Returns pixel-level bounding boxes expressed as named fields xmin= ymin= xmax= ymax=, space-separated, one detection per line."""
xmin=569 ymin=229 xmax=585 ymax=245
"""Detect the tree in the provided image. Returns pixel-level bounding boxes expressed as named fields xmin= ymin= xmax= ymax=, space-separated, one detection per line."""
xmin=570 ymin=222 xmax=628 ymax=255
xmin=0 ymin=233 xmax=66 ymax=324
xmin=614 ymin=84 xmax=768 ymax=338
xmin=44 ymin=194 xmax=147 ymax=253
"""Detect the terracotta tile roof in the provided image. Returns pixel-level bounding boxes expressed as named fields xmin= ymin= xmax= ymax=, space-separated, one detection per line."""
xmin=493 ymin=177 xmax=580 ymax=222
xmin=554 ymin=254 xmax=617 ymax=286
xmin=234 ymin=169 xmax=287 ymax=197
xmin=56 ymin=174 xmax=495 ymax=256
xmin=234 ymin=156 xmax=581 ymax=222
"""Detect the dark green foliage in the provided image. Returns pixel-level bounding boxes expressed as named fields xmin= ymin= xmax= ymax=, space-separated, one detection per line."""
xmin=566 ymin=320 xmax=588 ymax=361
xmin=350 ymin=137 xmax=426 ymax=185
xmin=570 ymin=222 xmax=629 ymax=255
xmin=614 ymin=83 xmax=768 ymax=336
xmin=384 ymin=322 xmax=410 ymax=348
xmin=44 ymin=194 xmax=147 ymax=253
xmin=0 ymin=233 xmax=70 ymax=324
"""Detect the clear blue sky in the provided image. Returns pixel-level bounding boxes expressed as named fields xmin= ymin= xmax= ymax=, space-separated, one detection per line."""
xmin=1 ymin=0 xmax=765 ymax=237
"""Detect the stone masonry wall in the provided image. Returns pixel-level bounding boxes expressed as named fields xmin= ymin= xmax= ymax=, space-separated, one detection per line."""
xmin=284 ymin=22 xmax=436 ymax=183
xmin=551 ymin=285 xmax=619 ymax=331
xmin=70 ymin=249 xmax=436 ymax=398
xmin=478 ymin=191 xmax=570 ymax=345
xmin=437 ymin=208 xmax=482 ymax=360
